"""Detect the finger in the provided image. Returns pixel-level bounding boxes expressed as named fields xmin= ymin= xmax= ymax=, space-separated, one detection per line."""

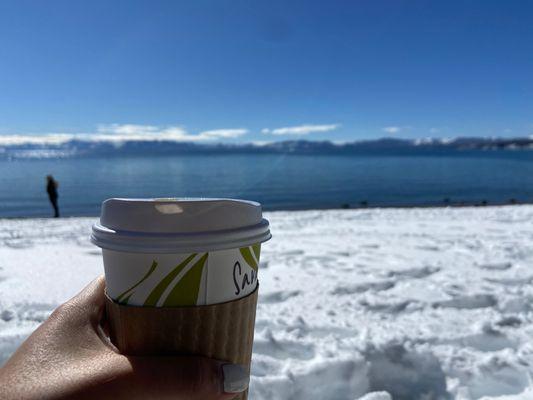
xmin=79 ymin=356 xmax=248 ymax=400
xmin=52 ymin=275 xmax=106 ymax=327
xmin=71 ymin=275 xmax=106 ymax=312
xmin=129 ymin=356 xmax=247 ymax=399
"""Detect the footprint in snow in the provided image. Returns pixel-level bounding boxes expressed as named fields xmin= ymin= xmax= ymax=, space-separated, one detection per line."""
xmin=279 ymin=250 xmax=304 ymax=257
xmin=477 ymin=262 xmax=512 ymax=271
xmin=331 ymin=280 xmax=395 ymax=295
xmin=4 ymin=241 xmax=34 ymax=249
xmin=387 ymin=266 xmax=440 ymax=279
xmin=359 ymin=299 xmax=418 ymax=313
xmin=360 ymin=243 xmax=380 ymax=249
xmin=304 ymin=255 xmax=337 ymax=262
xmin=260 ymin=290 xmax=301 ymax=303
xmin=330 ymin=251 xmax=351 ymax=257
xmin=415 ymin=244 xmax=441 ymax=252
xmin=439 ymin=330 xmax=515 ymax=352
xmin=495 ymin=316 xmax=522 ymax=327
xmin=433 ymin=294 xmax=497 ymax=309
xmin=363 ymin=343 xmax=448 ymax=399
xmin=461 ymin=324 xmax=516 ymax=352
xmin=442 ymin=283 xmax=466 ymax=296
xmin=1 ymin=310 xmax=15 ymax=322
xmin=9 ymin=302 xmax=56 ymax=323
xmin=485 ymin=276 xmax=533 ymax=286
xmin=253 ymin=330 xmax=315 ymax=360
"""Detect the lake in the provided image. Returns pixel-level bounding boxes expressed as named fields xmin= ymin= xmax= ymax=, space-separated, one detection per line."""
xmin=1 ymin=151 xmax=533 ymax=217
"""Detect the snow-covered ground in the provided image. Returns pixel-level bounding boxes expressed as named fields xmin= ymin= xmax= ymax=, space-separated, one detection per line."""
xmin=1 ymin=207 xmax=533 ymax=399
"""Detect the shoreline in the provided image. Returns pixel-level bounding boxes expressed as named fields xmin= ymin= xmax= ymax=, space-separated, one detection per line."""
xmin=0 ymin=200 xmax=531 ymax=220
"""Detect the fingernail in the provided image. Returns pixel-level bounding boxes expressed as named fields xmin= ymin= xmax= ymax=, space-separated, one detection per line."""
xmin=222 ymin=364 xmax=249 ymax=393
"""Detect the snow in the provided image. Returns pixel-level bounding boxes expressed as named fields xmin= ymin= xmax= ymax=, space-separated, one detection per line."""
xmin=1 ymin=206 xmax=533 ymax=399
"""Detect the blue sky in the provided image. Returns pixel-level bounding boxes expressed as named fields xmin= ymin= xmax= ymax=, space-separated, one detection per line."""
xmin=0 ymin=0 xmax=532 ymax=144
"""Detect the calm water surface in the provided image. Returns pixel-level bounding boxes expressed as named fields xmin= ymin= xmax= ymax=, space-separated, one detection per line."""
xmin=1 ymin=152 xmax=533 ymax=217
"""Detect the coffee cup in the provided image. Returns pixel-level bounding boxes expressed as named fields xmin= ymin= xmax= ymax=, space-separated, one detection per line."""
xmin=91 ymin=198 xmax=271 ymax=399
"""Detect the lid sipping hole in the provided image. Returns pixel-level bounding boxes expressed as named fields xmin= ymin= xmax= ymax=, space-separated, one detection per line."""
xmin=155 ymin=204 xmax=184 ymax=214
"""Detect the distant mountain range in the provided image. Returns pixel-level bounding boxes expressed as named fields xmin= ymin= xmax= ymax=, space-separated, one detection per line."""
xmin=1 ymin=137 xmax=533 ymax=159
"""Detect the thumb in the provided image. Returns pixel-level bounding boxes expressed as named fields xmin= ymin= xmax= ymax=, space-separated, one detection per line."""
xmin=89 ymin=355 xmax=249 ymax=400
xmin=129 ymin=356 xmax=248 ymax=399
xmin=59 ymin=275 xmax=106 ymax=326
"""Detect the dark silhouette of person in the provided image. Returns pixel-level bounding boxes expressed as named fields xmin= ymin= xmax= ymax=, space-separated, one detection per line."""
xmin=46 ymin=175 xmax=60 ymax=218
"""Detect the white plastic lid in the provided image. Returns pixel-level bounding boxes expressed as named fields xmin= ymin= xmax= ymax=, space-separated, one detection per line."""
xmin=91 ymin=198 xmax=271 ymax=253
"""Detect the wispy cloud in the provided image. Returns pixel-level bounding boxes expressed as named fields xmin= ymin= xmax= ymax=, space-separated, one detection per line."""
xmin=0 ymin=134 xmax=75 ymax=146
xmin=97 ymin=124 xmax=160 ymax=135
xmin=0 ymin=124 xmax=248 ymax=146
xmin=429 ymin=127 xmax=440 ymax=134
xmin=382 ymin=126 xmax=401 ymax=134
xmin=95 ymin=124 xmax=198 ymax=141
xmin=251 ymin=140 xmax=273 ymax=146
xmin=262 ymin=124 xmax=340 ymax=136
xmin=197 ymin=129 xmax=248 ymax=139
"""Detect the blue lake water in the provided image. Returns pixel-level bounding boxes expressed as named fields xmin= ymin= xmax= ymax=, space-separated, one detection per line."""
xmin=1 ymin=152 xmax=533 ymax=217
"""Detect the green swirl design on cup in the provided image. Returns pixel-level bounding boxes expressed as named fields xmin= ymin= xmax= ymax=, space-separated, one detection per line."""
xmin=113 ymin=244 xmax=261 ymax=306
xmin=144 ymin=253 xmax=201 ymax=306
xmin=239 ymin=244 xmax=261 ymax=271
xmin=162 ymin=253 xmax=208 ymax=306
xmin=116 ymin=260 xmax=158 ymax=305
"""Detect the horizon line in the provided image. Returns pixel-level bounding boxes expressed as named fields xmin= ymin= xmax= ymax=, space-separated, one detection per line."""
xmin=1 ymin=135 xmax=533 ymax=147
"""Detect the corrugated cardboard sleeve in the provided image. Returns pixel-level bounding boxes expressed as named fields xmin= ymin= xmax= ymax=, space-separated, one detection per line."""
xmin=105 ymin=287 xmax=258 ymax=400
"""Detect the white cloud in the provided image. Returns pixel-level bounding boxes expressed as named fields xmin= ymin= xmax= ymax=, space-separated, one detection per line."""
xmin=198 ymin=129 xmax=248 ymax=139
xmin=263 ymin=124 xmax=340 ymax=136
xmin=251 ymin=140 xmax=273 ymax=146
xmin=97 ymin=124 xmax=160 ymax=135
xmin=0 ymin=134 xmax=75 ymax=146
xmin=383 ymin=126 xmax=401 ymax=134
xmin=0 ymin=124 xmax=249 ymax=146
xmin=95 ymin=124 xmax=202 ymax=142
xmin=429 ymin=127 xmax=440 ymax=134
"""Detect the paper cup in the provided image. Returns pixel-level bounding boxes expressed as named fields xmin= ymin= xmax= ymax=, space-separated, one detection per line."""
xmin=91 ymin=198 xmax=271 ymax=399
xmin=100 ymin=244 xmax=261 ymax=306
